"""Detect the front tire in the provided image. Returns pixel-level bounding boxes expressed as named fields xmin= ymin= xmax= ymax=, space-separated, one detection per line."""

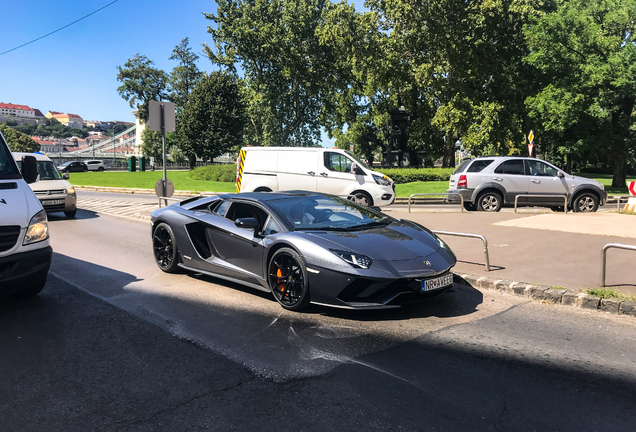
xmin=477 ymin=192 xmax=503 ymax=212
xmin=268 ymin=247 xmax=310 ymax=311
xmin=350 ymin=191 xmax=373 ymax=206
xmin=98 ymin=167 xmax=105 ymax=172
xmin=153 ymin=222 xmax=180 ymax=273
xmin=573 ymin=193 xmax=599 ymax=212
xmin=64 ymin=210 xmax=77 ymax=218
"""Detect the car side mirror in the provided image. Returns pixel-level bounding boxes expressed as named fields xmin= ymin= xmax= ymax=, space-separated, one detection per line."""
xmin=235 ymin=217 xmax=260 ymax=230
xmin=557 ymin=171 xmax=564 ymax=178
xmin=63 ymin=173 xmax=70 ymax=180
xmin=21 ymin=155 xmax=38 ymax=184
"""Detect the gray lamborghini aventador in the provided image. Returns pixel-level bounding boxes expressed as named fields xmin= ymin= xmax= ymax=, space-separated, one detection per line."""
xmin=151 ymin=191 xmax=457 ymax=311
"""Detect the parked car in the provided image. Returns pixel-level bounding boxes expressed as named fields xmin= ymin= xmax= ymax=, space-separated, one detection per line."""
xmin=150 ymin=191 xmax=456 ymax=311
xmin=85 ymin=159 xmax=106 ymax=171
xmin=14 ymin=153 xmax=78 ymax=218
xmin=1 ymin=132 xmax=52 ymax=298
xmin=447 ymin=156 xmax=607 ymax=212
xmin=236 ymin=147 xmax=395 ymax=207
xmin=57 ymin=161 xmax=88 ymax=173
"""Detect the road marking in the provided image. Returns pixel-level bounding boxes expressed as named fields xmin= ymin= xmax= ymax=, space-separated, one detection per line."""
xmin=77 ymin=197 xmax=158 ymax=220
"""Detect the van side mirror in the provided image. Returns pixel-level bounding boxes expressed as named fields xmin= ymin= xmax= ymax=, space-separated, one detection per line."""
xmin=557 ymin=171 xmax=564 ymax=178
xmin=351 ymin=163 xmax=365 ymax=175
xmin=21 ymin=155 xmax=38 ymax=184
xmin=63 ymin=173 xmax=70 ymax=180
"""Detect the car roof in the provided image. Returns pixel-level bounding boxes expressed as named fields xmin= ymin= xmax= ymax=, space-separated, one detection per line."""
xmin=12 ymin=152 xmax=52 ymax=162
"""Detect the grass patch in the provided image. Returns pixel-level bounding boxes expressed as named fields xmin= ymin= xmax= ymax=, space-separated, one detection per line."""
xmin=395 ymin=181 xmax=448 ymax=197
xmin=549 ymin=286 xmax=567 ymax=290
xmin=586 ymin=288 xmax=636 ymax=302
xmin=67 ymin=170 xmax=236 ymax=193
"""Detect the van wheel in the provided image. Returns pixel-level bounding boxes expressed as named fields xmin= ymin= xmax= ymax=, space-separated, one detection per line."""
xmin=254 ymin=187 xmax=272 ymax=192
xmin=477 ymin=192 xmax=502 ymax=212
xmin=350 ymin=191 xmax=373 ymax=206
xmin=65 ymin=210 xmax=77 ymax=218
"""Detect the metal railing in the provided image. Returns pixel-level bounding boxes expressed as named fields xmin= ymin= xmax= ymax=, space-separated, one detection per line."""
xmin=408 ymin=193 xmax=464 ymax=213
xmin=614 ymin=196 xmax=632 ymax=214
xmin=431 ymin=230 xmax=490 ymax=271
xmin=601 ymin=243 xmax=636 ymax=287
xmin=514 ymin=194 xmax=568 ymax=213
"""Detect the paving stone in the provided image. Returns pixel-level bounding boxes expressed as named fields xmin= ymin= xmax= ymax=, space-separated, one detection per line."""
xmin=461 ymin=274 xmax=479 ymax=287
xmin=510 ymin=283 xmax=527 ymax=296
xmin=525 ymin=284 xmax=549 ymax=300
xmin=543 ymin=288 xmax=565 ymax=303
xmin=494 ymin=280 xmax=513 ymax=293
xmin=476 ymin=277 xmax=494 ymax=290
xmin=619 ymin=301 xmax=636 ymax=317
xmin=578 ymin=293 xmax=600 ymax=310
xmin=561 ymin=291 xmax=579 ymax=306
xmin=599 ymin=298 xmax=621 ymax=314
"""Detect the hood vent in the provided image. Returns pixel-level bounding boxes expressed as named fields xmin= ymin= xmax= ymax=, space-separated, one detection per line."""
xmin=0 ymin=182 xmax=18 ymax=190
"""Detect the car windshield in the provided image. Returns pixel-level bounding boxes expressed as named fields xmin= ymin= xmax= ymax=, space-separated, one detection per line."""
xmin=0 ymin=137 xmax=22 ymax=180
xmin=58 ymin=161 xmax=72 ymax=167
xmin=268 ymin=195 xmax=393 ymax=231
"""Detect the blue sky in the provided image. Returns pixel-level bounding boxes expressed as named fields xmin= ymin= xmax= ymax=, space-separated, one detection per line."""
xmin=1 ymin=0 xmax=365 ymax=146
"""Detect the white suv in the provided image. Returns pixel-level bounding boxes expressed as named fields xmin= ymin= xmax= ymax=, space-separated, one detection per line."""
xmin=86 ymin=159 xmax=106 ymax=171
xmin=447 ymin=156 xmax=607 ymax=212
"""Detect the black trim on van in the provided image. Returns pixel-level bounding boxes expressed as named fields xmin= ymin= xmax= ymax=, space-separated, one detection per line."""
xmin=243 ymin=172 xmax=277 ymax=176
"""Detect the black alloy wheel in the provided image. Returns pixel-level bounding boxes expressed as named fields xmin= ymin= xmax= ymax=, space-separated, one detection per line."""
xmin=573 ymin=193 xmax=599 ymax=212
xmin=477 ymin=191 xmax=503 ymax=212
xmin=153 ymin=222 xmax=180 ymax=273
xmin=268 ymin=248 xmax=310 ymax=310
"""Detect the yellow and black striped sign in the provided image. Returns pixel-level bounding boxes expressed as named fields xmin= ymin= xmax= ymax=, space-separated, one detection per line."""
xmin=236 ymin=149 xmax=246 ymax=192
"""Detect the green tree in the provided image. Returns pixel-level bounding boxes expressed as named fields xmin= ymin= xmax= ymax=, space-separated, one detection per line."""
xmin=525 ymin=0 xmax=636 ymax=187
xmin=205 ymin=0 xmax=337 ymax=147
xmin=116 ymin=54 xmax=169 ymax=123
xmin=168 ymin=38 xmax=203 ymax=113
xmin=176 ymin=72 xmax=246 ymax=168
xmin=0 ymin=124 xmax=40 ymax=152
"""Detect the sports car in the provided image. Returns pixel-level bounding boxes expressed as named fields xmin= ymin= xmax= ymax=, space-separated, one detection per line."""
xmin=150 ymin=191 xmax=457 ymax=311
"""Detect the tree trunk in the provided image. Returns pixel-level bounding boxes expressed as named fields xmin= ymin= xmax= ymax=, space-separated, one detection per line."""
xmin=565 ymin=154 xmax=572 ymax=174
xmin=442 ymin=136 xmax=455 ymax=168
xmin=611 ymin=156 xmax=627 ymax=189
xmin=189 ymin=155 xmax=196 ymax=170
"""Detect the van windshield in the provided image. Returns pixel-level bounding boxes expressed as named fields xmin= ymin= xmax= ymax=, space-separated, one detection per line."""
xmin=344 ymin=151 xmax=370 ymax=170
xmin=15 ymin=160 xmax=63 ymax=181
xmin=0 ymin=135 xmax=22 ymax=180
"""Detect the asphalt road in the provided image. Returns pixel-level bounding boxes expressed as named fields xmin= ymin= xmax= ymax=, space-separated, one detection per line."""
xmin=2 ymin=207 xmax=636 ymax=430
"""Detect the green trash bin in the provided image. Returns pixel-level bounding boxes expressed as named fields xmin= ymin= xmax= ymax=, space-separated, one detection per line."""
xmin=139 ymin=156 xmax=146 ymax=172
xmin=128 ymin=156 xmax=137 ymax=172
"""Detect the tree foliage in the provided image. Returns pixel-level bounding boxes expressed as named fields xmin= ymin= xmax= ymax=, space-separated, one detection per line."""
xmin=525 ymin=0 xmax=636 ymax=187
xmin=0 ymin=124 xmax=40 ymax=152
xmin=116 ymin=54 xmax=169 ymax=123
xmin=168 ymin=38 xmax=203 ymax=113
xmin=176 ymin=72 xmax=246 ymax=167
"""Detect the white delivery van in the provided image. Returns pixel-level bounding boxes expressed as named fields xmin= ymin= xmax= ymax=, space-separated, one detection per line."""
xmin=0 ymin=131 xmax=52 ymax=298
xmin=13 ymin=152 xmax=77 ymax=218
xmin=236 ymin=147 xmax=395 ymax=207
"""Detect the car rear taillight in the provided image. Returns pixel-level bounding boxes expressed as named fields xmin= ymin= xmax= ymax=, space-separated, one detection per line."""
xmin=457 ymin=174 xmax=467 ymax=188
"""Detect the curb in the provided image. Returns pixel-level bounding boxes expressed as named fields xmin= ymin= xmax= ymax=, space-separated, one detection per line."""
xmin=76 ymin=186 xmax=220 ymax=197
xmin=454 ymin=274 xmax=636 ymax=318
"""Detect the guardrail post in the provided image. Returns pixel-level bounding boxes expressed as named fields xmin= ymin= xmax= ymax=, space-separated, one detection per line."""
xmin=431 ymin=230 xmax=490 ymax=271
xmin=408 ymin=193 xmax=464 ymax=213
xmin=514 ymin=194 xmax=568 ymax=213
xmin=601 ymin=243 xmax=636 ymax=287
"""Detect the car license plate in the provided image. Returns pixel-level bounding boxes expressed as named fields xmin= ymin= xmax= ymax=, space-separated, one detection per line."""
xmin=421 ymin=273 xmax=454 ymax=292
xmin=42 ymin=199 xmax=64 ymax=206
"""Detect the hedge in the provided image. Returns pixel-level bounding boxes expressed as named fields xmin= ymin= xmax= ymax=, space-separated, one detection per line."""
xmin=375 ymin=168 xmax=455 ymax=184
xmin=189 ymin=164 xmax=236 ymax=182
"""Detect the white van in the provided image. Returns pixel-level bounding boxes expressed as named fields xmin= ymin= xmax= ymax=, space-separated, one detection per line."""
xmin=0 ymin=131 xmax=52 ymax=298
xmin=13 ymin=152 xmax=77 ymax=218
xmin=236 ymin=147 xmax=395 ymax=207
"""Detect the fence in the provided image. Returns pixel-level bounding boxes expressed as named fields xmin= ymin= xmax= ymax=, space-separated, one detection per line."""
xmin=408 ymin=193 xmax=465 ymax=213
xmin=601 ymin=243 xmax=636 ymax=287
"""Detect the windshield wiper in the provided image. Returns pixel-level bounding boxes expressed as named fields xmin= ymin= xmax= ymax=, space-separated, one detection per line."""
xmin=295 ymin=226 xmax=350 ymax=231
xmin=350 ymin=221 xmax=389 ymax=230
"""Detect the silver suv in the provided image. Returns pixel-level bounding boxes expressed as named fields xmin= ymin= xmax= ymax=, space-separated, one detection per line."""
xmin=447 ymin=156 xmax=607 ymax=212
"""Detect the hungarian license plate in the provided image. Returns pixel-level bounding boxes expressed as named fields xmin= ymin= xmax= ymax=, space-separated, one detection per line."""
xmin=42 ymin=199 xmax=64 ymax=206
xmin=421 ymin=273 xmax=454 ymax=292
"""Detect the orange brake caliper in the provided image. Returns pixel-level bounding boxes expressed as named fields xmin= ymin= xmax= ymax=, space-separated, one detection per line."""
xmin=277 ymin=269 xmax=285 ymax=292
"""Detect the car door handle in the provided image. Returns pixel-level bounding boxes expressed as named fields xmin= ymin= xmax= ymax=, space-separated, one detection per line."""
xmin=531 ymin=179 xmax=540 ymax=183
xmin=307 ymin=171 xmax=315 ymax=176
xmin=320 ymin=172 xmax=328 ymax=177
xmin=494 ymin=177 xmax=503 ymax=181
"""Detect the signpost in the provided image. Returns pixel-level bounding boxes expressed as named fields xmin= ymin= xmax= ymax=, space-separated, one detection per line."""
xmin=148 ymin=101 xmax=176 ymax=198
xmin=528 ymin=130 xmax=534 ymax=157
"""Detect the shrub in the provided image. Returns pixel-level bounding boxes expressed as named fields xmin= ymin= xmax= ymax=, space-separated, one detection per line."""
xmin=189 ymin=164 xmax=236 ymax=182
xmin=375 ymin=168 xmax=455 ymax=184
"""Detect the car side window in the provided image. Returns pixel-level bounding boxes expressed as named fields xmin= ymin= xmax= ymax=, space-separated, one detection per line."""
xmin=262 ymin=217 xmax=282 ymax=236
xmin=527 ymin=160 xmax=559 ymax=177
xmin=466 ymin=159 xmax=494 ymax=173
xmin=213 ymin=200 xmax=231 ymax=217
xmin=324 ymin=152 xmax=353 ymax=173
xmin=225 ymin=202 xmax=268 ymax=227
xmin=494 ymin=160 xmax=525 ymax=175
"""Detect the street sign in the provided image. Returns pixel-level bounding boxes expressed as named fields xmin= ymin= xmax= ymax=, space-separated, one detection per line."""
xmin=629 ymin=181 xmax=636 ymax=196
xmin=528 ymin=143 xmax=534 ymax=157
xmin=155 ymin=179 xmax=174 ymax=198
xmin=528 ymin=130 xmax=534 ymax=144
xmin=528 ymin=130 xmax=534 ymax=157
xmin=148 ymin=101 xmax=175 ymax=132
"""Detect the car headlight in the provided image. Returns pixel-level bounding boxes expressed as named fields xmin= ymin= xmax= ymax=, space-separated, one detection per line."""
xmin=330 ymin=249 xmax=373 ymax=269
xmin=24 ymin=209 xmax=49 ymax=245
xmin=373 ymin=174 xmax=392 ymax=187
xmin=435 ymin=235 xmax=456 ymax=261
xmin=66 ymin=186 xmax=76 ymax=195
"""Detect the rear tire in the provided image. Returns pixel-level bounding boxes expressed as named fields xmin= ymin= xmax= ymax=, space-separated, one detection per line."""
xmin=98 ymin=167 xmax=105 ymax=172
xmin=476 ymin=192 xmax=503 ymax=212
xmin=153 ymin=222 xmax=180 ymax=273
xmin=463 ymin=201 xmax=476 ymax=211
